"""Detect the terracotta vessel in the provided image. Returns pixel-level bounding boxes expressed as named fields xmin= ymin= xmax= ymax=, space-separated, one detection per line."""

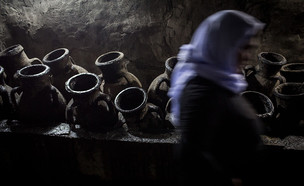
xmin=10 ymin=64 xmax=66 ymax=125
xmin=280 ymin=62 xmax=304 ymax=83
xmin=0 ymin=66 xmax=14 ymax=120
xmin=95 ymin=51 xmax=142 ymax=100
xmin=147 ymin=56 xmax=177 ymax=116
xmin=244 ymin=52 xmax=287 ymax=99
xmin=114 ymin=87 xmax=170 ymax=133
xmin=0 ymin=44 xmax=42 ymax=87
xmin=273 ymin=82 xmax=304 ymax=129
xmin=240 ymin=90 xmax=274 ymax=123
xmin=43 ymin=48 xmax=88 ymax=102
xmin=65 ymin=72 xmax=119 ymax=132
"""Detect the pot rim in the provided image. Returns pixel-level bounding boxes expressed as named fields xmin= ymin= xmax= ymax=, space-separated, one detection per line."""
xmin=18 ymin=64 xmax=50 ymax=78
xmin=273 ymin=82 xmax=304 ymax=98
xmin=281 ymin=62 xmax=304 ymax=72
xmin=241 ymin=90 xmax=274 ymax=118
xmin=95 ymin=51 xmax=124 ymax=66
xmin=0 ymin=44 xmax=23 ymax=57
xmin=114 ymin=86 xmax=147 ymax=113
xmin=65 ymin=72 xmax=101 ymax=95
xmin=43 ymin=48 xmax=69 ymax=63
xmin=165 ymin=56 xmax=177 ymax=73
xmin=258 ymin=52 xmax=287 ymax=66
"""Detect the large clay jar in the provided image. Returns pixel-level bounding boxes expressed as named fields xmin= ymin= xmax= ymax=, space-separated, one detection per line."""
xmin=244 ymin=52 xmax=287 ymax=100
xmin=42 ymin=48 xmax=88 ymax=102
xmin=65 ymin=72 xmax=119 ymax=132
xmin=10 ymin=64 xmax=66 ymax=125
xmin=114 ymin=87 xmax=171 ymax=134
xmin=0 ymin=66 xmax=14 ymax=120
xmin=95 ymin=51 xmax=142 ymax=100
xmin=147 ymin=56 xmax=177 ymax=116
xmin=240 ymin=90 xmax=275 ymax=126
xmin=273 ymin=82 xmax=304 ymax=131
xmin=0 ymin=44 xmax=42 ymax=87
xmin=280 ymin=62 xmax=304 ymax=83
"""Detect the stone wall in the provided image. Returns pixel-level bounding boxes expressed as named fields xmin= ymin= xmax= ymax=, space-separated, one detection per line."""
xmin=0 ymin=0 xmax=304 ymax=89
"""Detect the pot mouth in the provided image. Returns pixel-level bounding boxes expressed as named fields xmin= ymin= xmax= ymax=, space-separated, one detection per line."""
xmin=258 ymin=52 xmax=287 ymax=66
xmin=18 ymin=64 xmax=50 ymax=78
xmin=43 ymin=48 xmax=69 ymax=63
xmin=65 ymin=72 xmax=101 ymax=94
xmin=114 ymin=87 xmax=147 ymax=113
xmin=281 ymin=63 xmax=304 ymax=72
xmin=95 ymin=51 xmax=124 ymax=66
xmin=241 ymin=90 xmax=274 ymax=117
xmin=165 ymin=56 xmax=178 ymax=73
xmin=274 ymin=82 xmax=304 ymax=98
xmin=0 ymin=44 xmax=23 ymax=57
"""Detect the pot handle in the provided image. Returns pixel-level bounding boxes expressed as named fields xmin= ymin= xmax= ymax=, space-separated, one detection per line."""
xmin=0 ymin=85 xmax=11 ymax=109
xmin=29 ymin=58 xmax=43 ymax=65
xmin=10 ymin=86 xmax=22 ymax=110
xmin=242 ymin=64 xmax=256 ymax=77
xmin=272 ymin=75 xmax=286 ymax=84
xmin=155 ymin=77 xmax=170 ymax=94
xmin=94 ymin=92 xmax=117 ymax=114
xmin=69 ymin=56 xmax=76 ymax=64
xmin=165 ymin=98 xmax=172 ymax=116
xmin=146 ymin=103 xmax=164 ymax=121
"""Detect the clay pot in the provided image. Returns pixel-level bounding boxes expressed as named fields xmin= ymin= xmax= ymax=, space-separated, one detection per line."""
xmin=95 ymin=51 xmax=142 ymax=100
xmin=0 ymin=66 xmax=14 ymax=120
xmin=280 ymin=62 xmax=304 ymax=83
xmin=244 ymin=52 xmax=287 ymax=99
xmin=147 ymin=56 xmax=177 ymax=116
xmin=114 ymin=87 xmax=169 ymax=133
xmin=240 ymin=90 xmax=274 ymax=122
xmin=273 ymin=82 xmax=304 ymax=128
xmin=10 ymin=64 xmax=66 ymax=125
xmin=0 ymin=44 xmax=42 ymax=87
xmin=65 ymin=72 xmax=119 ymax=132
xmin=43 ymin=48 xmax=88 ymax=102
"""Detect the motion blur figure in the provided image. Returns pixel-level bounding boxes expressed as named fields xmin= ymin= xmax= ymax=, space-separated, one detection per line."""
xmin=168 ymin=10 xmax=265 ymax=186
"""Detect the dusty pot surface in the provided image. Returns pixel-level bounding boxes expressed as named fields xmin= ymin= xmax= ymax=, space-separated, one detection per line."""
xmin=244 ymin=52 xmax=286 ymax=99
xmin=0 ymin=44 xmax=42 ymax=87
xmin=65 ymin=72 xmax=119 ymax=132
xmin=10 ymin=64 xmax=66 ymax=125
xmin=43 ymin=48 xmax=88 ymax=102
xmin=95 ymin=51 xmax=142 ymax=100
xmin=280 ymin=62 xmax=304 ymax=83
xmin=273 ymin=82 xmax=304 ymax=127
xmin=147 ymin=56 xmax=177 ymax=115
xmin=115 ymin=86 xmax=168 ymax=134
xmin=241 ymin=90 xmax=274 ymax=120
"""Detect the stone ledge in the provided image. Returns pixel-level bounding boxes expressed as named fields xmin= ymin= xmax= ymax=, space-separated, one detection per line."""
xmin=2 ymin=120 xmax=304 ymax=151
xmin=0 ymin=120 xmax=181 ymax=144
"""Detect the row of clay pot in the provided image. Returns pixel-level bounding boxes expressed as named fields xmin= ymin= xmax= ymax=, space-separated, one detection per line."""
xmin=242 ymin=52 xmax=304 ymax=134
xmin=2 ymin=44 xmax=302 ymax=134
xmin=0 ymin=44 xmax=176 ymax=134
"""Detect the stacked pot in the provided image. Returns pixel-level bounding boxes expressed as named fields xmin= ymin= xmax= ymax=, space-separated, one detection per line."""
xmin=0 ymin=45 xmax=176 ymax=135
xmin=243 ymin=51 xmax=304 ymax=135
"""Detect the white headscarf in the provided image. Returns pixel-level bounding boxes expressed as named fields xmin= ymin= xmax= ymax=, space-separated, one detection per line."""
xmin=168 ymin=10 xmax=265 ymax=127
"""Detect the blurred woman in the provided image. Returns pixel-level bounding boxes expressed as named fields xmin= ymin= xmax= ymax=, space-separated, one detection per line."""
xmin=169 ymin=10 xmax=265 ymax=186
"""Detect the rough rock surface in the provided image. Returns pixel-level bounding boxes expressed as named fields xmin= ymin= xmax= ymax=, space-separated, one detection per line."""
xmin=0 ymin=0 xmax=304 ymax=89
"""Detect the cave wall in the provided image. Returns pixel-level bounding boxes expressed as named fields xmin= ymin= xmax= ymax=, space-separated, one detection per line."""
xmin=0 ymin=0 xmax=304 ymax=89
